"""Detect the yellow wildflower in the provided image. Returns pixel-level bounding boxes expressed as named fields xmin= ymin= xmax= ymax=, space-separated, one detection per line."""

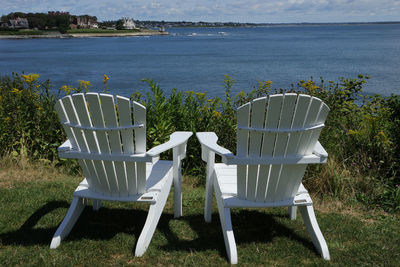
xmin=78 ymin=80 xmax=92 ymax=91
xmin=348 ymin=129 xmax=358 ymax=135
xmin=213 ymin=110 xmax=221 ymax=118
xmin=5 ymin=117 xmax=11 ymax=122
xmin=61 ymin=85 xmax=74 ymax=95
xmin=37 ymin=105 xmax=43 ymax=111
xmin=21 ymin=73 xmax=40 ymax=83
xmin=195 ymin=92 xmax=206 ymax=99
xmin=103 ymin=74 xmax=109 ymax=84
xmin=375 ymin=131 xmax=390 ymax=147
xmin=375 ymin=131 xmax=387 ymax=140
xmin=36 ymin=84 xmax=40 ymax=88
xmin=11 ymin=88 xmax=22 ymax=94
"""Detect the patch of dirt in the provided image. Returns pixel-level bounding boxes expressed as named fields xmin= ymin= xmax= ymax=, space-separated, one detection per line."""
xmin=0 ymin=160 xmax=80 ymax=188
xmin=312 ymin=195 xmax=391 ymax=225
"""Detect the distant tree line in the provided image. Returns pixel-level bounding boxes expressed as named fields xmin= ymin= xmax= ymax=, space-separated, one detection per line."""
xmin=1 ymin=12 xmax=98 ymax=33
xmin=98 ymin=20 xmax=124 ymax=30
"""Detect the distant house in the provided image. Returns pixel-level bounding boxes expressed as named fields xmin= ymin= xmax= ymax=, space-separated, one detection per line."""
xmin=0 ymin=21 xmax=8 ymax=28
xmin=48 ymin=11 xmax=70 ymax=16
xmin=122 ymin=18 xmax=136 ymax=29
xmin=70 ymin=15 xmax=98 ymax=29
xmin=9 ymin=17 xmax=29 ymax=29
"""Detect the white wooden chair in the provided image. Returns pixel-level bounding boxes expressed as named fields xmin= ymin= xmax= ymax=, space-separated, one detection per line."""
xmin=50 ymin=93 xmax=192 ymax=256
xmin=197 ymin=93 xmax=330 ymax=264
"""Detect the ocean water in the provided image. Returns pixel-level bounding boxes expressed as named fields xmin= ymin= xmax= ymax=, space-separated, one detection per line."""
xmin=1 ymin=24 xmax=399 ymax=98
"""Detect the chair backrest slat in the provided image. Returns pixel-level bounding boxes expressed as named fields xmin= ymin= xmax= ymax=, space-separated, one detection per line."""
xmin=133 ymin=102 xmax=147 ymax=193
xmin=236 ymin=94 xmax=329 ymax=203
xmin=56 ymin=93 xmax=148 ymax=197
xmin=236 ymin=102 xmax=250 ymax=198
xmin=246 ymin=97 xmax=267 ymax=201
xmin=117 ymin=96 xmax=138 ymax=195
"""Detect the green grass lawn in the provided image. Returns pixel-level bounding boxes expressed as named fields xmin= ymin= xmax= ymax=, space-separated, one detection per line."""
xmin=67 ymin=28 xmax=142 ymax=34
xmin=0 ymin=161 xmax=399 ymax=266
xmin=0 ymin=30 xmax=44 ymax=35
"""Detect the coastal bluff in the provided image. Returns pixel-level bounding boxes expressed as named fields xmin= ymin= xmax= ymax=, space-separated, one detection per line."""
xmin=0 ymin=30 xmax=168 ymax=39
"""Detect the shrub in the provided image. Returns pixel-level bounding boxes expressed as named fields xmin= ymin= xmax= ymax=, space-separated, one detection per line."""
xmin=0 ymin=73 xmax=63 ymax=162
xmin=0 ymin=73 xmax=398 ymax=211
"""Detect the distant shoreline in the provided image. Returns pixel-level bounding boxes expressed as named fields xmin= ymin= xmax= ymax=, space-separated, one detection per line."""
xmin=0 ymin=31 xmax=168 ymax=39
xmin=136 ymin=20 xmax=400 ymax=29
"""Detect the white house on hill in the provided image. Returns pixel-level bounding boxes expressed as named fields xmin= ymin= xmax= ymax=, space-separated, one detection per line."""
xmin=122 ymin=18 xmax=136 ymax=29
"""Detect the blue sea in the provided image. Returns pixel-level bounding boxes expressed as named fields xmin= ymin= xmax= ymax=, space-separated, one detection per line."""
xmin=1 ymin=24 xmax=400 ymax=98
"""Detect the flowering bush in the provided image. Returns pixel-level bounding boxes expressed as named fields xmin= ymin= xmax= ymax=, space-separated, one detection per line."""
xmin=0 ymin=73 xmax=62 ymax=162
xmin=0 ymin=72 xmax=399 ymax=211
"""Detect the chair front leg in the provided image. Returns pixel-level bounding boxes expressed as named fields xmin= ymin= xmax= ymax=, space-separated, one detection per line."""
xmin=204 ymin=150 xmax=215 ymax=223
xmin=135 ymin=174 xmax=173 ymax=256
xmin=173 ymin=145 xmax=183 ymax=218
xmin=215 ymin=188 xmax=237 ymax=264
xmin=299 ymin=205 xmax=330 ymax=260
xmin=50 ymin=196 xmax=87 ymax=248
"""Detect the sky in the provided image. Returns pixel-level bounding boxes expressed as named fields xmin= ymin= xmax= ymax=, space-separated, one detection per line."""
xmin=1 ymin=0 xmax=400 ymax=23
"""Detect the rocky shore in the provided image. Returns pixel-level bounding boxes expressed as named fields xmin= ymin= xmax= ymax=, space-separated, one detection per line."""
xmin=0 ymin=30 xmax=168 ymax=39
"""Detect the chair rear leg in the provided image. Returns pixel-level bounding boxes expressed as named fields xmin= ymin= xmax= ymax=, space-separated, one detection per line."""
xmin=50 ymin=197 xmax=87 ymax=248
xmin=204 ymin=176 xmax=213 ymax=223
xmin=288 ymin=206 xmax=297 ymax=220
xmin=299 ymin=205 xmax=330 ymax=260
xmin=135 ymin=176 xmax=173 ymax=257
xmin=173 ymin=171 xmax=182 ymax=218
xmin=93 ymin=199 xmax=102 ymax=211
xmin=216 ymin=196 xmax=238 ymax=264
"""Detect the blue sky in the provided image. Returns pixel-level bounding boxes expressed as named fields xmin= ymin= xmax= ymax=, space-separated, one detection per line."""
xmin=1 ymin=0 xmax=400 ymax=23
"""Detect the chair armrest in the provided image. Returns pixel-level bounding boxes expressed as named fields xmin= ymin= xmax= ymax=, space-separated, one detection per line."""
xmin=146 ymin=131 xmax=193 ymax=157
xmin=196 ymin=132 xmax=235 ymax=163
xmin=312 ymin=141 xmax=328 ymax=158
xmin=58 ymin=139 xmax=72 ymax=152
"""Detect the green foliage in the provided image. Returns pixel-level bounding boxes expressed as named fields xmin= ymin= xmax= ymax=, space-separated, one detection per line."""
xmin=0 ymin=29 xmax=44 ymax=35
xmin=0 ymin=73 xmax=399 ymax=211
xmin=0 ymin=73 xmax=63 ymax=162
xmin=298 ymin=76 xmax=400 ymax=211
xmin=116 ymin=19 xmax=124 ymax=30
xmin=66 ymin=28 xmax=141 ymax=34
xmin=3 ymin=12 xmax=70 ymax=31
xmin=134 ymin=79 xmax=227 ymax=173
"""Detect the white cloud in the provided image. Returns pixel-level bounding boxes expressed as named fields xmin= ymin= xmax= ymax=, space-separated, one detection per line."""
xmin=0 ymin=0 xmax=399 ymax=22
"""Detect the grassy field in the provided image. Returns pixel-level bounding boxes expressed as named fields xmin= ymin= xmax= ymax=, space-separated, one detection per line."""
xmin=66 ymin=28 xmax=142 ymax=34
xmin=0 ymin=30 xmax=44 ymax=35
xmin=0 ymin=160 xmax=399 ymax=266
xmin=0 ymin=28 xmax=146 ymax=36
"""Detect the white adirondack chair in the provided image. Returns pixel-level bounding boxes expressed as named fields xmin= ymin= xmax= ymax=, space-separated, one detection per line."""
xmin=50 ymin=93 xmax=192 ymax=256
xmin=197 ymin=93 xmax=330 ymax=264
